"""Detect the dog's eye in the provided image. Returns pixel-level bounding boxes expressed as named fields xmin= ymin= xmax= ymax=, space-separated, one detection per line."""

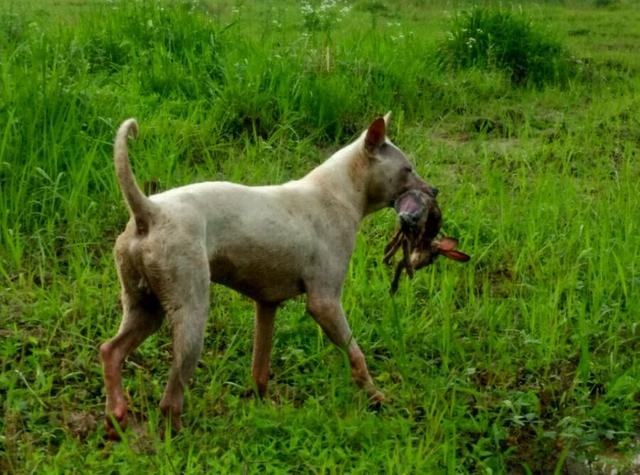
xmin=404 ymin=166 xmax=413 ymax=173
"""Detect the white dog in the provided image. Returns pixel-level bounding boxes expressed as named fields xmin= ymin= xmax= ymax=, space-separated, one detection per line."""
xmin=100 ymin=114 xmax=436 ymax=439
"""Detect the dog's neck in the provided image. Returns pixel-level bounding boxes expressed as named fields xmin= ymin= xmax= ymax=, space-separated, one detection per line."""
xmin=301 ymin=140 xmax=375 ymax=221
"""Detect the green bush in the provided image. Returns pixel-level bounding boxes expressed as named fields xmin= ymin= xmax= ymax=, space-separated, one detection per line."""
xmin=437 ymin=7 xmax=572 ymax=87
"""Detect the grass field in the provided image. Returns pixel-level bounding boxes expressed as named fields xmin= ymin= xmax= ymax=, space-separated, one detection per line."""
xmin=1 ymin=0 xmax=639 ymax=472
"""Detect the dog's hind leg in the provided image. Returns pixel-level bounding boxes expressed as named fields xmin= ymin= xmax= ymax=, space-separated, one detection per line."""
xmin=252 ymin=301 xmax=278 ymax=398
xmin=100 ymin=258 xmax=164 ymax=440
xmin=153 ymin=259 xmax=210 ymax=434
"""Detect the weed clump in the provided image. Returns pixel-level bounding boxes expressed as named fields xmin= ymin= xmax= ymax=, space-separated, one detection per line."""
xmin=437 ymin=7 xmax=572 ymax=87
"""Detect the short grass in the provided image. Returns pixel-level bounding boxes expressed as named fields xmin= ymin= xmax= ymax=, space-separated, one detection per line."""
xmin=1 ymin=0 xmax=639 ymax=473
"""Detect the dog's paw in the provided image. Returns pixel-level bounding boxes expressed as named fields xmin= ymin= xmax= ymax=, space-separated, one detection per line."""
xmin=368 ymin=391 xmax=387 ymax=411
xmin=159 ymin=420 xmax=182 ymax=440
xmin=104 ymin=410 xmax=127 ymax=441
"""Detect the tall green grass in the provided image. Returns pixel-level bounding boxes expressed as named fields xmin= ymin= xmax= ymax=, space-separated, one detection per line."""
xmin=1 ymin=0 xmax=639 ymax=473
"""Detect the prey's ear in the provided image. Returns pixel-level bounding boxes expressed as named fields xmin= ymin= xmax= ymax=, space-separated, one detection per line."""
xmin=436 ymin=237 xmax=471 ymax=262
xmin=365 ymin=117 xmax=386 ymax=154
xmin=441 ymin=249 xmax=471 ymax=262
xmin=436 ymin=237 xmax=459 ymax=252
xmin=383 ymin=111 xmax=392 ymax=127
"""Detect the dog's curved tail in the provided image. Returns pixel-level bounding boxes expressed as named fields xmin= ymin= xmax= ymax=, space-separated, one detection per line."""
xmin=114 ymin=119 xmax=155 ymax=233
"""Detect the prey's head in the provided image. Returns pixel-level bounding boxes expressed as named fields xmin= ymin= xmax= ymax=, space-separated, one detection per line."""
xmin=393 ymin=189 xmax=434 ymax=231
xmin=361 ymin=113 xmax=438 ymax=215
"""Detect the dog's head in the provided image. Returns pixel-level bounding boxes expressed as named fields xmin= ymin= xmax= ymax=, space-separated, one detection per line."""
xmin=361 ymin=113 xmax=437 ymax=214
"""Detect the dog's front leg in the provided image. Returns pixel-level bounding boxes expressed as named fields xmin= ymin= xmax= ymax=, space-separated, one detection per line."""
xmin=306 ymin=295 xmax=385 ymax=404
xmin=252 ymin=301 xmax=278 ymax=397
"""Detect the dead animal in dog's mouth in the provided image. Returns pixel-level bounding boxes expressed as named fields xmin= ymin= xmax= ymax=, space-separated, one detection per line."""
xmin=383 ymin=189 xmax=470 ymax=294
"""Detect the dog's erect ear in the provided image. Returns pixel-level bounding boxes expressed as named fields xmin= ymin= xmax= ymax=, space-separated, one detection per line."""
xmin=365 ymin=117 xmax=386 ymax=153
xmin=383 ymin=111 xmax=392 ymax=127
